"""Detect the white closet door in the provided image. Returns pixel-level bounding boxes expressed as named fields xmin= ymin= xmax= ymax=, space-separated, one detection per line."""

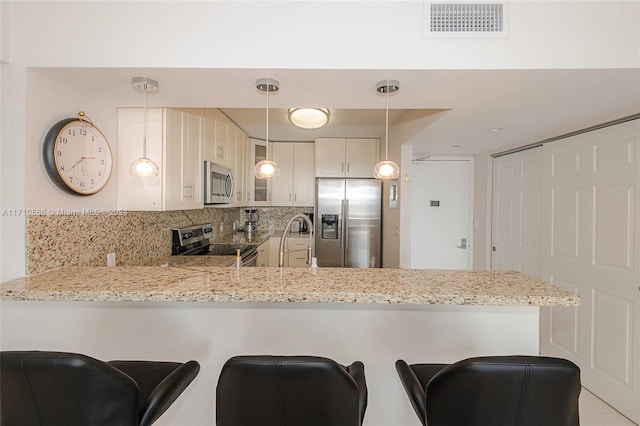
xmin=540 ymin=119 xmax=640 ymax=423
xmin=491 ymin=147 xmax=543 ymax=278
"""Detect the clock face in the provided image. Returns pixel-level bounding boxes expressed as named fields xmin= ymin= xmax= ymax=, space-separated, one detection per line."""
xmin=43 ymin=118 xmax=113 ymax=195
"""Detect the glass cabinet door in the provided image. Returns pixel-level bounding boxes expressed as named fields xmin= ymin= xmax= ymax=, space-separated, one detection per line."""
xmin=249 ymin=139 xmax=271 ymax=206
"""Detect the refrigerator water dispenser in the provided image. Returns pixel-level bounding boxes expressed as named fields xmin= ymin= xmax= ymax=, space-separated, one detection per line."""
xmin=321 ymin=214 xmax=339 ymax=239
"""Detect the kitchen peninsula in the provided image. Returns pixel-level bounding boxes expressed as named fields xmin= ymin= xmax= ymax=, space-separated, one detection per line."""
xmin=1 ymin=267 xmax=577 ymax=426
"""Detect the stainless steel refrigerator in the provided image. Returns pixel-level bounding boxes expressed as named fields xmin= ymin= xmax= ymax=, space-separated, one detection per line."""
xmin=315 ymin=178 xmax=382 ymax=267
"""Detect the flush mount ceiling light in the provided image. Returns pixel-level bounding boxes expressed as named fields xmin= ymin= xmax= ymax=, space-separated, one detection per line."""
xmin=373 ymin=79 xmax=401 ymax=180
xmin=130 ymin=77 xmax=160 ymax=177
xmin=254 ymin=78 xmax=280 ymax=179
xmin=288 ymin=108 xmax=330 ymax=129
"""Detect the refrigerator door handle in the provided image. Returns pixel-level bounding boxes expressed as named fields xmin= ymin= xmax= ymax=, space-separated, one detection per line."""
xmin=344 ymin=199 xmax=349 ymax=251
xmin=339 ymin=200 xmax=344 ymax=248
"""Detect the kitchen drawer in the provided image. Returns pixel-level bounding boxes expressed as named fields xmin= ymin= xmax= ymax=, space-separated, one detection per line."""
xmin=287 ymin=238 xmax=312 ymax=267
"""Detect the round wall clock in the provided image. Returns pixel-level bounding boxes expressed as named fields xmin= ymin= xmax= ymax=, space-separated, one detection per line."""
xmin=42 ymin=111 xmax=113 ymax=195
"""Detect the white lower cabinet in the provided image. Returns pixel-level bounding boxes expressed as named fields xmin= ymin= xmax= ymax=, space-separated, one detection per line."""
xmin=118 ymin=107 xmax=202 ymax=211
xmin=269 ymin=237 xmax=281 ymax=267
xmin=287 ymin=237 xmax=312 ymax=267
xmin=256 ymin=240 xmax=269 ymax=267
xmin=267 ymin=236 xmax=313 ymax=267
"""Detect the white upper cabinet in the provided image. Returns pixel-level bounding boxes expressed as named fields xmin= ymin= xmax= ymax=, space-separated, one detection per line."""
xmin=232 ymin=130 xmax=249 ymax=207
xmin=203 ymin=109 xmax=233 ymax=169
xmin=214 ymin=110 xmax=230 ymax=167
xmin=315 ymin=138 xmax=379 ymax=178
xmin=202 ymin=109 xmax=216 ymax=163
xmin=118 ymin=107 xmax=203 ymax=211
xmin=271 ymin=142 xmax=315 ymax=206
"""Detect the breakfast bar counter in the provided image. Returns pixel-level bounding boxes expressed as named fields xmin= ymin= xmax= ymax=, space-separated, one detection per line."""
xmin=0 ymin=266 xmax=578 ymax=426
xmin=0 ymin=265 xmax=577 ymax=306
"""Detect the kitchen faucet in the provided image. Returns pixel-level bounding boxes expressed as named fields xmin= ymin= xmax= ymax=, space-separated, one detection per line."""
xmin=279 ymin=214 xmax=314 ymax=267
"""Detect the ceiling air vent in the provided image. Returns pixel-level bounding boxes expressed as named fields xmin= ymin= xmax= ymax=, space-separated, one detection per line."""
xmin=424 ymin=2 xmax=508 ymax=38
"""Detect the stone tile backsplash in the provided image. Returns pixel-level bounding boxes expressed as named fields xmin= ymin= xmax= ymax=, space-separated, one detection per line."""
xmin=26 ymin=206 xmax=313 ymax=275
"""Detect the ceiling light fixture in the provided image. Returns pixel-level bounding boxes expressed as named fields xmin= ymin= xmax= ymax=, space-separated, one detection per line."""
xmin=254 ymin=78 xmax=280 ymax=179
xmin=130 ymin=77 xmax=160 ymax=177
xmin=288 ymin=108 xmax=330 ymax=129
xmin=373 ymin=80 xmax=400 ymax=179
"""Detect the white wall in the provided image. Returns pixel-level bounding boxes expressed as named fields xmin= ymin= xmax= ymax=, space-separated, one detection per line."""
xmin=25 ymin=70 xmax=119 ymax=210
xmin=3 ymin=0 xmax=639 ymax=280
xmin=9 ymin=2 xmax=640 ymax=70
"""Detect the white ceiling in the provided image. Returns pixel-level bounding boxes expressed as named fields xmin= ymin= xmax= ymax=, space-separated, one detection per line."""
xmin=40 ymin=67 xmax=640 ymax=156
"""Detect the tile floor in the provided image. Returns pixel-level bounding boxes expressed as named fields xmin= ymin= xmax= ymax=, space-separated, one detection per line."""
xmin=580 ymin=388 xmax=638 ymax=425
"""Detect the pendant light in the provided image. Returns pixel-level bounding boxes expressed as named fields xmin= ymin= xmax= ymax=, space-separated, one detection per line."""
xmin=254 ymin=78 xmax=280 ymax=179
xmin=373 ymin=80 xmax=400 ymax=179
xmin=130 ymin=77 xmax=160 ymax=177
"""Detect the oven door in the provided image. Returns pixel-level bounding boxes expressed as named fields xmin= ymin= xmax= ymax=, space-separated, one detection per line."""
xmin=204 ymin=161 xmax=234 ymax=204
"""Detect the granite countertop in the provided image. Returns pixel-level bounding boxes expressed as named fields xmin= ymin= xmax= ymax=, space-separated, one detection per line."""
xmin=0 ymin=265 xmax=579 ymax=307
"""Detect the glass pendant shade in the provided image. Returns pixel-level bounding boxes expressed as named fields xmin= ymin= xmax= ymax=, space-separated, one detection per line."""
xmin=373 ymin=160 xmax=400 ymax=179
xmin=254 ymin=159 xmax=280 ymax=179
xmin=130 ymin=157 xmax=159 ymax=177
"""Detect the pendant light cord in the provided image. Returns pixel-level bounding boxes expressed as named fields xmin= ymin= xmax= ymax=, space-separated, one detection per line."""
xmin=143 ymin=83 xmax=148 ymax=159
xmin=265 ymin=86 xmax=270 ymax=160
xmin=385 ymin=80 xmax=389 ymax=161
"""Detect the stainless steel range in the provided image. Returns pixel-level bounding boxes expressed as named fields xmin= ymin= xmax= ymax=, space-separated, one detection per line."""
xmin=171 ymin=223 xmax=258 ymax=266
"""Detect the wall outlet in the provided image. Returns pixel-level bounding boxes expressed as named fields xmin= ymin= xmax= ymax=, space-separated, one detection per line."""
xmin=107 ymin=253 xmax=116 ymax=267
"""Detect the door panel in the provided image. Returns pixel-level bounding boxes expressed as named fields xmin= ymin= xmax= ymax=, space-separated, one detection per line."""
xmin=593 ymin=185 xmax=634 ymax=270
xmin=491 ymin=148 xmax=542 ymax=277
xmin=551 ymin=187 xmax=581 ymax=259
xmin=549 ymin=276 xmax=580 ymax=356
xmin=592 ymin=290 xmax=634 ymax=388
xmin=541 ymin=120 xmax=640 ymax=423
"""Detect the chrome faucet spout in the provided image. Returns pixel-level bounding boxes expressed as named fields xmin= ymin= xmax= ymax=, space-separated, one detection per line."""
xmin=279 ymin=214 xmax=314 ymax=267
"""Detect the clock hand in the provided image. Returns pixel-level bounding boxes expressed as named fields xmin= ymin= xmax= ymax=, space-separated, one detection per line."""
xmin=69 ymin=158 xmax=84 ymax=170
xmin=69 ymin=157 xmax=96 ymax=171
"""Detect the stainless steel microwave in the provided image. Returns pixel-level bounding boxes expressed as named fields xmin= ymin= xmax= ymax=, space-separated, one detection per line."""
xmin=204 ymin=161 xmax=234 ymax=204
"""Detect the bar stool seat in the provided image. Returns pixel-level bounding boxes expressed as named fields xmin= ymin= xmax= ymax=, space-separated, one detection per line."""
xmin=216 ymin=355 xmax=367 ymax=426
xmin=395 ymin=355 xmax=581 ymax=426
xmin=1 ymin=350 xmax=200 ymax=426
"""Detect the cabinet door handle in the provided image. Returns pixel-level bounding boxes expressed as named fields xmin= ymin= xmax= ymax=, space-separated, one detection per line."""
xmin=289 ymin=193 xmax=291 ymax=202
xmin=347 ymin=163 xmax=350 ymax=173
xmin=341 ymin=163 xmax=344 ymax=172
xmin=294 ymin=193 xmax=297 ymax=202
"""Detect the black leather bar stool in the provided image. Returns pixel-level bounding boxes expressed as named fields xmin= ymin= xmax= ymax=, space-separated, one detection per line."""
xmin=396 ymin=355 xmax=581 ymax=426
xmin=0 ymin=350 xmax=200 ymax=426
xmin=216 ymin=355 xmax=367 ymax=426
